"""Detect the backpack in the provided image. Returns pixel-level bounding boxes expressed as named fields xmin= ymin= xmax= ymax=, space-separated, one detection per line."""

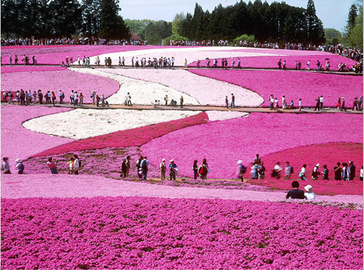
xmin=199 ymin=165 xmax=208 ymax=175
xmin=79 ymin=160 xmax=81 ymax=167
xmin=240 ymin=165 xmax=246 ymax=174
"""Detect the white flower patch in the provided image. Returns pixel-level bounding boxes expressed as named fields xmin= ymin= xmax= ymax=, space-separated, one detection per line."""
xmin=85 ymin=46 xmax=283 ymax=66
xmin=69 ymin=68 xmax=199 ymax=106
xmin=100 ymin=69 xmax=264 ymax=107
xmin=206 ymin=111 xmax=249 ymax=122
xmin=22 ymin=109 xmax=201 ymax=139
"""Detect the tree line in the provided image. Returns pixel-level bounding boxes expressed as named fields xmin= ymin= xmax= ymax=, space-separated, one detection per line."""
xmin=325 ymin=3 xmax=363 ymax=49
xmin=1 ymin=0 xmax=130 ymax=40
xmin=174 ymin=0 xmax=325 ymax=45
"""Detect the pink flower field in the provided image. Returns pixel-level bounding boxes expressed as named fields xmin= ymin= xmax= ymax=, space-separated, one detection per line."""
xmin=248 ymin=142 xmax=363 ymax=195
xmin=141 ymin=113 xmax=363 ymax=180
xmin=1 ymin=69 xmax=120 ymax=99
xmin=32 ymin=112 xmax=208 ymax=157
xmin=188 ymin=54 xmax=358 ymax=71
xmin=1 ymin=65 xmax=66 ymax=74
xmin=1 ymin=197 xmax=362 ymax=269
xmin=1 ymin=45 xmax=149 ymax=65
xmin=190 ymin=69 xmax=363 ymax=107
xmin=1 ymin=105 xmax=74 ymax=169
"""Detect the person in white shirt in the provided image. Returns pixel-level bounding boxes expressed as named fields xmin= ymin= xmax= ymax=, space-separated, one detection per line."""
xmin=299 ymin=164 xmax=307 ymax=180
xmin=298 ymin=98 xmax=302 ymax=111
xmin=319 ymin=96 xmax=323 ymax=110
xmin=273 ymin=162 xmax=282 ymax=179
xmin=304 ymin=185 xmax=315 ymax=200
xmin=282 ymin=96 xmax=286 ymax=110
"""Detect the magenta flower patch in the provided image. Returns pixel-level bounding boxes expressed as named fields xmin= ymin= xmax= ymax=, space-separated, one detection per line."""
xmin=1 ymin=197 xmax=362 ymax=269
xmin=190 ymin=69 xmax=363 ymax=107
xmin=141 ymin=113 xmax=363 ymax=180
xmin=1 ymin=69 xmax=119 ymax=99
xmin=1 ymin=65 xmax=66 ymax=74
xmin=1 ymin=45 xmax=149 ymax=65
xmin=189 ymin=54 xmax=358 ymax=71
xmin=32 ymin=112 xmax=208 ymax=157
xmin=1 ymin=105 xmax=75 ymax=169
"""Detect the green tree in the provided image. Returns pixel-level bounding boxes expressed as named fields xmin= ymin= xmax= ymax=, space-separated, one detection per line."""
xmin=82 ymin=0 xmax=101 ymax=38
xmin=306 ymin=0 xmax=325 ymax=44
xmin=348 ymin=5 xmax=363 ymax=49
xmin=324 ymin=28 xmax=342 ymax=45
xmin=49 ymin=0 xmax=82 ymax=37
xmin=98 ymin=0 xmax=130 ymax=40
xmin=172 ymin=12 xmax=185 ymax=35
xmin=347 ymin=4 xmax=358 ymax=31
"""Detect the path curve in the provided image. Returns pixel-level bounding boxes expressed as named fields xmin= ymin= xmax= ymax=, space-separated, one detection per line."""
xmin=1 ymin=174 xmax=361 ymax=208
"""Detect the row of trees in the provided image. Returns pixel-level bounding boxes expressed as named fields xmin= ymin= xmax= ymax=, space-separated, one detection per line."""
xmin=324 ymin=3 xmax=363 ymax=49
xmin=125 ymin=19 xmax=172 ymax=45
xmin=172 ymin=0 xmax=325 ymax=45
xmin=1 ymin=0 xmax=130 ymax=40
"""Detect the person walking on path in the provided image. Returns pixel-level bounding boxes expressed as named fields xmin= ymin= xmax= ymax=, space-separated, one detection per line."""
xmin=180 ymin=96 xmax=184 ymax=108
xmin=237 ymin=160 xmax=246 ymax=181
xmin=298 ymin=98 xmax=302 ymax=111
xmin=136 ymin=156 xmax=143 ymax=179
xmin=2 ymin=157 xmax=11 ymax=174
xmin=334 ymin=162 xmax=342 ymax=180
xmin=311 ymin=164 xmax=320 ymax=180
xmin=231 ymin=93 xmax=235 ymax=108
xmin=73 ymin=155 xmax=80 ymax=175
xmin=322 ymin=165 xmax=329 ymax=180
xmin=284 ymin=162 xmax=293 ymax=180
xmin=349 ymin=161 xmax=356 ymax=180
xmin=193 ymin=160 xmax=199 ymax=179
xmin=199 ymin=158 xmax=209 ymax=180
xmin=299 ymin=164 xmax=307 ymax=180
xmin=47 ymin=157 xmax=58 ymax=174
xmin=121 ymin=158 xmax=127 ymax=178
xmin=314 ymin=97 xmax=320 ymax=111
xmin=15 ymin=159 xmax=24 ymax=174
xmin=159 ymin=158 xmax=166 ymax=181
xmin=272 ymin=162 xmax=282 ymax=179
xmin=141 ymin=156 xmax=149 ymax=180
xmin=169 ymin=159 xmax=178 ymax=181
xmin=257 ymin=162 xmax=266 ymax=179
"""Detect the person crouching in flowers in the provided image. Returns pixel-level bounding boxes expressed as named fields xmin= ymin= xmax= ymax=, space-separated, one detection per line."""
xmin=299 ymin=164 xmax=307 ymax=180
xmin=304 ymin=185 xmax=315 ymax=200
xmin=68 ymin=157 xmax=75 ymax=174
xmin=169 ymin=159 xmax=178 ymax=181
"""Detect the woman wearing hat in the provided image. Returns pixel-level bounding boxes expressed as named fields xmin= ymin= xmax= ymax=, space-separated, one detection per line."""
xmin=304 ymin=185 xmax=315 ymax=200
xmin=15 ymin=159 xmax=24 ymax=174
xmin=159 ymin=158 xmax=166 ymax=181
xmin=311 ymin=164 xmax=320 ymax=180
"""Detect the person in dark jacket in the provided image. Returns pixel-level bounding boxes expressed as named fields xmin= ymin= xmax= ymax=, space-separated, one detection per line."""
xmin=286 ymin=181 xmax=304 ymax=199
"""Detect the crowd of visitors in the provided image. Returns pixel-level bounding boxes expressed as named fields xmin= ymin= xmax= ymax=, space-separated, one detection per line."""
xmin=4 ymin=154 xmax=362 ymax=185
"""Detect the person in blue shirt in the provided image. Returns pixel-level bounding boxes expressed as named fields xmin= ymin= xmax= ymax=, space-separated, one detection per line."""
xmin=169 ymin=159 xmax=178 ymax=181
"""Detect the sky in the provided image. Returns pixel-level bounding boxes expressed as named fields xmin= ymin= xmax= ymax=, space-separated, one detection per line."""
xmin=119 ymin=0 xmax=358 ymax=32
